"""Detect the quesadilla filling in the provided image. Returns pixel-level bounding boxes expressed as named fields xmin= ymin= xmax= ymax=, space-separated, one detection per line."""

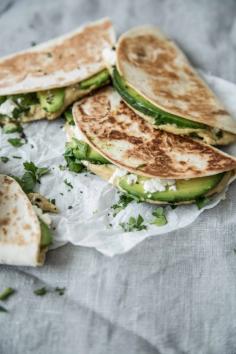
xmin=0 ymin=69 xmax=110 ymax=127
xmin=64 ymin=124 xmax=231 ymax=204
xmin=112 ymin=68 xmax=235 ymax=146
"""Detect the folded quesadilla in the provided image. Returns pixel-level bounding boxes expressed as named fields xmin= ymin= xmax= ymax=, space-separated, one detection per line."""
xmin=112 ymin=26 xmax=236 ymax=146
xmin=0 ymin=18 xmax=115 ymax=130
xmin=0 ymin=175 xmax=56 ymax=266
xmin=64 ymin=87 xmax=236 ymax=205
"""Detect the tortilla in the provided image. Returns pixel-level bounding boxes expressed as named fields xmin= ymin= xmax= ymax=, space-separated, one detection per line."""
xmin=73 ymin=87 xmax=236 ymax=179
xmin=0 ymin=175 xmax=45 ymax=266
xmin=0 ymin=18 xmax=115 ymax=95
xmin=116 ymin=26 xmax=236 ymax=135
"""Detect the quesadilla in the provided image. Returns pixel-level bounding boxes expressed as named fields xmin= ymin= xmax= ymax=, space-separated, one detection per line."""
xmin=0 ymin=175 xmax=56 ymax=266
xmin=64 ymin=87 xmax=236 ymax=205
xmin=0 ymin=18 xmax=115 ymax=130
xmin=112 ymin=26 xmax=236 ymax=146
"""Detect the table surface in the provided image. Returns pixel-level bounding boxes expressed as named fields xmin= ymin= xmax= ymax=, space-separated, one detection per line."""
xmin=1 ymin=1 xmax=236 ymax=353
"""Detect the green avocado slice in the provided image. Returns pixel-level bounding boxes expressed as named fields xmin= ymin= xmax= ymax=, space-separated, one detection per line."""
xmin=37 ymin=88 xmax=65 ymax=113
xmin=113 ymin=67 xmax=207 ymax=130
xmin=118 ymin=173 xmax=224 ymax=203
xmin=80 ymin=69 xmax=110 ymax=90
xmin=39 ymin=219 xmax=53 ymax=247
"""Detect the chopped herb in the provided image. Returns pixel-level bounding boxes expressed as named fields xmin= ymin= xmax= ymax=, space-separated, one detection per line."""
xmin=0 ymin=288 xmax=15 ymax=301
xmin=12 ymin=155 xmax=22 ymax=159
xmin=0 ymin=156 xmax=9 ymax=163
xmin=34 ymin=287 xmax=47 ymax=296
xmin=3 ymin=123 xmax=23 ymax=134
xmin=59 ymin=164 xmax=66 ymax=171
xmin=46 ymin=52 xmax=53 ymax=58
xmin=49 ymin=198 xmax=56 ymax=205
xmin=8 ymin=138 xmax=25 ymax=147
xmin=68 ymin=206 xmax=73 ymax=209
xmin=151 ymin=207 xmax=167 ymax=226
xmin=23 ymin=161 xmax=50 ymax=183
xmin=12 ymin=161 xmax=50 ymax=194
xmin=55 ymin=287 xmax=66 ymax=296
xmin=60 ymin=192 xmax=64 ymax=196
xmin=0 ymin=305 xmax=8 ymax=313
xmin=170 ymin=205 xmax=178 ymax=210
xmin=31 ymin=41 xmax=37 ymax=47
xmin=64 ymin=108 xmax=75 ymax=125
xmin=64 ymin=179 xmax=73 ymax=189
xmin=120 ymin=214 xmax=147 ymax=232
xmin=234 ymin=249 xmax=236 ymax=254
xmin=111 ymin=194 xmax=134 ymax=216
xmin=196 ymin=196 xmax=210 ymax=210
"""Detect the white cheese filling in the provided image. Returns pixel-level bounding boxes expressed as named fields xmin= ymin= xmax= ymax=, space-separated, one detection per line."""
xmin=142 ymin=178 xmax=176 ymax=193
xmin=33 ymin=205 xmax=52 ymax=226
xmin=126 ymin=174 xmax=138 ymax=185
xmin=0 ymin=99 xmax=18 ymax=117
xmin=109 ymin=168 xmax=128 ymax=184
xmin=102 ymin=48 xmax=116 ymax=67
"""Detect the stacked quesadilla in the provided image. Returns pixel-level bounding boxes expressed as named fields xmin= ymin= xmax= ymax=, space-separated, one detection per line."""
xmin=0 ymin=18 xmax=115 ymax=130
xmin=0 ymin=175 xmax=56 ymax=266
xmin=112 ymin=26 xmax=236 ymax=146
xmin=64 ymin=87 xmax=236 ymax=205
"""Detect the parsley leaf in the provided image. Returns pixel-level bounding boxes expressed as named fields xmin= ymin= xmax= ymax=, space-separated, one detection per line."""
xmin=34 ymin=287 xmax=48 ymax=296
xmin=55 ymin=287 xmax=66 ymax=296
xmin=0 ymin=305 xmax=8 ymax=313
xmin=151 ymin=207 xmax=167 ymax=226
xmin=0 ymin=156 xmax=9 ymax=163
xmin=120 ymin=214 xmax=147 ymax=232
xmin=64 ymin=179 xmax=73 ymax=190
xmin=111 ymin=194 xmax=134 ymax=216
xmin=196 ymin=196 xmax=210 ymax=210
xmin=12 ymin=161 xmax=50 ymax=194
xmin=8 ymin=138 xmax=25 ymax=147
xmin=0 ymin=288 xmax=15 ymax=301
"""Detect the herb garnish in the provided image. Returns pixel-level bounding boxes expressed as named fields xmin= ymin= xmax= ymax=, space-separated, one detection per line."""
xmin=196 ymin=196 xmax=210 ymax=210
xmin=34 ymin=287 xmax=47 ymax=296
xmin=0 ymin=288 xmax=15 ymax=301
xmin=111 ymin=194 xmax=134 ymax=216
xmin=120 ymin=215 xmax=147 ymax=232
xmin=0 ymin=305 xmax=8 ymax=313
xmin=12 ymin=161 xmax=50 ymax=194
xmin=151 ymin=207 xmax=167 ymax=226
xmin=8 ymin=138 xmax=25 ymax=147
xmin=12 ymin=155 xmax=22 ymax=159
xmin=55 ymin=287 xmax=66 ymax=296
xmin=0 ymin=156 xmax=9 ymax=163
xmin=64 ymin=179 xmax=73 ymax=190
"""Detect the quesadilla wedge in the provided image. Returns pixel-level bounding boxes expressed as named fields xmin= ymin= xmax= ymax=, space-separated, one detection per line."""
xmin=0 ymin=18 xmax=115 ymax=129
xmin=112 ymin=26 xmax=236 ymax=146
xmin=0 ymin=175 xmax=56 ymax=266
xmin=64 ymin=87 xmax=236 ymax=205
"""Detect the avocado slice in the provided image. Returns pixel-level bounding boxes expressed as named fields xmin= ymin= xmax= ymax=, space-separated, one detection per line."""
xmin=113 ymin=67 xmax=207 ymax=130
xmin=37 ymin=88 xmax=65 ymax=113
xmin=80 ymin=69 xmax=110 ymax=90
xmin=64 ymin=138 xmax=109 ymax=173
xmin=39 ymin=219 xmax=53 ymax=247
xmin=118 ymin=173 xmax=224 ymax=203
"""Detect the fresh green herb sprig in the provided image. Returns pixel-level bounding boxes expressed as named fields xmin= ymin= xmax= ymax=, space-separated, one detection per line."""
xmin=64 ymin=179 xmax=73 ymax=190
xmin=111 ymin=194 xmax=134 ymax=216
xmin=151 ymin=207 xmax=167 ymax=226
xmin=0 ymin=288 xmax=15 ymax=301
xmin=120 ymin=214 xmax=147 ymax=232
xmin=0 ymin=156 xmax=9 ymax=163
xmin=12 ymin=161 xmax=50 ymax=194
xmin=8 ymin=138 xmax=25 ymax=147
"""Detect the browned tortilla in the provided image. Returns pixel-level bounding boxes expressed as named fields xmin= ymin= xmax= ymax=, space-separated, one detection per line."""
xmin=73 ymin=87 xmax=236 ymax=179
xmin=116 ymin=26 xmax=236 ymax=134
xmin=0 ymin=18 xmax=115 ymax=95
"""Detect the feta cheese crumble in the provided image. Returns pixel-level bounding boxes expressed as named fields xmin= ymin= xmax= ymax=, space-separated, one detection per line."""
xmin=0 ymin=99 xmax=18 ymax=117
xmin=102 ymin=48 xmax=116 ymax=67
xmin=126 ymin=174 xmax=138 ymax=185
xmin=143 ymin=178 xmax=176 ymax=193
xmin=33 ymin=205 xmax=51 ymax=226
xmin=109 ymin=168 xmax=128 ymax=184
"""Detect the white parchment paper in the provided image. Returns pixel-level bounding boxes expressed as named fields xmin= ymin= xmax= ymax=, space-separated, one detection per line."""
xmin=0 ymin=73 xmax=236 ymax=256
